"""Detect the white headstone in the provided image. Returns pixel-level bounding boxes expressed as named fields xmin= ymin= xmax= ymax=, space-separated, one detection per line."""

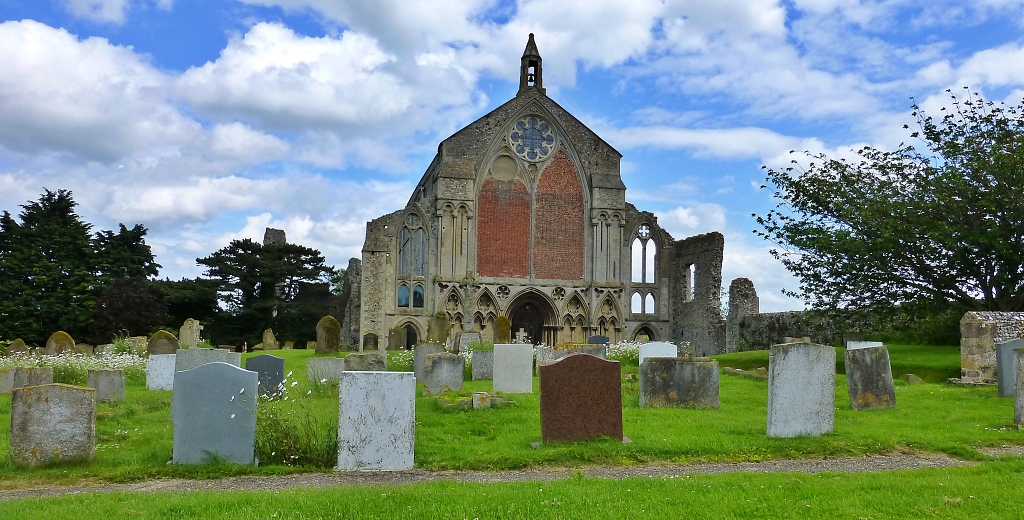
xmin=307 ymin=357 xmax=345 ymax=383
xmin=337 ymin=371 xmax=415 ymax=471
xmin=493 ymin=344 xmax=533 ymax=393
xmin=846 ymin=341 xmax=884 ymax=350
xmin=767 ymin=343 xmax=836 ymax=438
xmin=147 ymin=354 xmax=176 ymax=391
xmin=639 ymin=342 xmax=678 ymax=365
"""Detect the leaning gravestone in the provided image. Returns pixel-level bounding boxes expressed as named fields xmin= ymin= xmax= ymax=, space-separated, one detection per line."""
xmin=44 ymin=331 xmax=75 ymax=355
xmin=493 ymin=344 xmax=533 ymax=393
xmin=179 ymin=318 xmax=202 ymax=349
xmin=7 ymin=338 xmax=29 ymax=354
xmin=87 ymin=369 xmax=126 ymax=401
xmin=172 ymin=362 xmax=258 ymax=465
xmin=337 ymin=371 xmax=415 ymax=470
xmin=845 ymin=345 xmax=896 ymax=410
xmin=767 ymin=342 xmax=835 ymax=437
xmin=587 ymin=335 xmax=610 ymax=345
xmin=414 ymin=344 xmax=445 ymax=382
xmin=246 ymin=355 xmax=285 ymax=396
xmin=343 ymin=351 xmax=386 ymax=371
xmin=175 ymin=348 xmax=240 ymax=373
xmin=316 ymin=316 xmax=341 ymax=354
xmin=535 ymin=344 xmax=606 ymax=369
xmin=262 ymin=329 xmax=280 ymax=351
xmin=307 ymin=357 xmax=346 ymax=383
xmin=421 ymin=353 xmax=464 ymax=395
xmin=1016 ymin=349 xmax=1024 ymax=429
xmin=147 ymin=354 xmax=176 ymax=391
xmin=471 ymin=349 xmax=493 ymax=380
xmin=10 ymin=384 xmax=95 ymax=467
xmin=640 ymin=357 xmax=719 ymax=408
xmin=996 ymin=339 xmax=1024 ymax=397
xmin=639 ymin=342 xmax=678 ymax=365
xmin=539 ymin=354 xmax=622 ymax=443
xmin=13 ymin=367 xmax=54 ymax=390
xmin=147 ymin=330 xmax=179 ymax=355
xmin=846 ymin=341 xmax=884 ymax=350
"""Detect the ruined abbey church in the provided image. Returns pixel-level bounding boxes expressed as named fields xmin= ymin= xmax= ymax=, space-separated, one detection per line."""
xmin=351 ymin=35 xmax=729 ymax=355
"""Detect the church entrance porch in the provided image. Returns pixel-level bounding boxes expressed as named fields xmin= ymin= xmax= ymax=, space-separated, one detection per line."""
xmin=507 ymin=291 xmax=557 ymax=345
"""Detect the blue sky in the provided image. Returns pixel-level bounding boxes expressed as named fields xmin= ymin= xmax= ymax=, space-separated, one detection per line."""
xmin=1 ymin=0 xmax=1023 ymax=312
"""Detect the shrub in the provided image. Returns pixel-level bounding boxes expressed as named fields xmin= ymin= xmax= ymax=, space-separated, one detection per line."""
xmin=255 ymin=373 xmax=338 ymax=468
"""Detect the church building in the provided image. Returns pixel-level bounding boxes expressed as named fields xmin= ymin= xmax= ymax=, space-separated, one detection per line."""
xmin=356 ymin=34 xmax=727 ymax=355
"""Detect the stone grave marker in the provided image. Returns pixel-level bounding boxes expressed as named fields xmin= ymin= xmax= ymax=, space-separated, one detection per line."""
xmin=457 ymin=332 xmax=482 ymax=354
xmin=421 ymin=353 xmax=464 ymax=395
xmin=414 ymin=343 xmax=445 ymax=381
xmin=387 ymin=326 xmax=406 ymax=350
xmin=284 ymin=341 xmax=295 ymax=350
xmin=587 ymin=335 xmax=610 ymax=345
xmin=0 ymin=369 xmax=12 ymax=393
xmin=782 ymin=336 xmax=812 ymax=344
xmin=44 ymin=331 xmax=75 ymax=355
xmin=337 ymin=371 xmax=415 ymax=470
xmin=1016 ymin=349 xmax=1024 ymax=429
xmin=73 ymin=343 xmax=94 ymax=355
xmin=767 ymin=342 xmax=835 ymax=437
xmin=172 ymin=362 xmax=258 ymax=465
xmin=639 ymin=342 xmax=678 ymax=365
xmin=316 ymin=316 xmax=341 ymax=354
xmin=7 ymin=338 xmax=29 ymax=354
xmin=343 ymin=351 xmax=386 ymax=371
xmin=307 ymin=357 xmax=346 ymax=383
xmin=640 ymin=357 xmax=720 ymax=408
xmin=147 ymin=354 xmax=176 ymax=391
xmin=175 ymin=348 xmax=240 ymax=373
xmin=87 ymin=369 xmax=126 ymax=401
xmin=846 ymin=341 xmax=884 ymax=350
xmin=13 ymin=367 xmax=54 ymax=390
xmin=179 ymin=318 xmax=202 ymax=349
xmin=997 ymin=339 xmax=1024 ymax=397
xmin=473 ymin=392 xmax=491 ymax=409
xmin=493 ymin=344 xmax=533 ymax=393
xmin=307 ymin=341 xmax=317 ymax=350
xmin=262 ymin=328 xmax=280 ymax=350
xmin=535 ymin=344 xmax=607 ymax=370
xmin=11 ymin=384 xmax=95 ymax=467
xmin=363 ymin=333 xmax=379 ymax=351
xmin=539 ymin=354 xmax=622 ymax=443
xmin=245 ymin=355 xmax=285 ymax=396
xmin=426 ymin=311 xmax=451 ymax=345
xmin=471 ymin=349 xmax=493 ymax=380
xmin=95 ymin=343 xmax=114 ymax=355
xmin=845 ymin=345 xmax=896 ymax=410
xmin=495 ymin=316 xmax=512 ymax=343
xmin=148 ymin=330 xmax=179 ymax=355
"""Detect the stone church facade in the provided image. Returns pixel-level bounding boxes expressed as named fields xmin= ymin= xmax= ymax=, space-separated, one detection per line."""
xmin=356 ymin=35 xmax=727 ymax=355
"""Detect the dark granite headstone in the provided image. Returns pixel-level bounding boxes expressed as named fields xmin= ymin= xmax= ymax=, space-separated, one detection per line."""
xmin=844 ymin=345 xmax=896 ymax=410
xmin=587 ymin=335 xmax=610 ymax=345
xmin=538 ymin=353 xmax=622 ymax=443
xmin=245 ymin=354 xmax=285 ymax=396
xmin=639 ymin=357 xmax=719 ymax=408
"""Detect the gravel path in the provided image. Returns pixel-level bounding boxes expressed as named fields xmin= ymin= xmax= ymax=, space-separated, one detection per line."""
xmin=0 ymin=452 xmax=974 ymax=501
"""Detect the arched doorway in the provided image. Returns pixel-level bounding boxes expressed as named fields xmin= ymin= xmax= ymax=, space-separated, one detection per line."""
xmin=404 ymin=324 xmax=418 ymax=350
xmin=507 ymin=291 xmax=557 ymax=345
xmin=633 ymin=326 xmax=655 ymax=343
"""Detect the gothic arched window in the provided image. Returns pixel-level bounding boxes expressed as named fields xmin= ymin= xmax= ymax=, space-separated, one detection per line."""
xmin=397 ymin=284 xmax=410 ymax=308
xmin=631 ymin=224 xmax=656 ymax=283
xmin=414 ymin=228 xmax=425 ymax=276
xmin=412 ymin=285 xmax=424 ymax=308
xmin=398 ymin=227 xmax=411 ymax=276
xmin=631 ymin=291 xmax=642 ymax=313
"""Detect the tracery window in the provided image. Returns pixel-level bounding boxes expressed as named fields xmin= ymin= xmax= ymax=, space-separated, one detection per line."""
xmin=398 ymin=284 xmax=410 ymax=308
xmin=412 ymin=285 xmax=424 ymax=308
xmin=631 ymin=224 xmax=656 ymax=283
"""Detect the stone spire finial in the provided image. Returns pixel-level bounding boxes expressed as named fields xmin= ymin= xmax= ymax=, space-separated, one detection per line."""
xmin=519 ymin=33 xmax=545 ymax=95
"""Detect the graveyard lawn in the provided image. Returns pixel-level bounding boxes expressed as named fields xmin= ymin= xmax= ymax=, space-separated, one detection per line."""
xmin=2 ymin=346 xmax=1023 ymax=490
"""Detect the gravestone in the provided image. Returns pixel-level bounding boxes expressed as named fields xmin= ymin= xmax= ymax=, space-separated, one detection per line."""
xmin=427 ymin=311 xmax=451 ymax=346
xmin=175 ymin=348 xmax=240 ymax=373
xmin=13 ymin=367 xmax=54 ymax=390
xmin=128 ymin=336 xmax=148 ymax=355
xmin=0 ymin=369 xmax=12 ymax=393
xmin=147 ymin=354 xmax=176 ymax=390
xmin=844 ymin=345 xmax=896 ymax=410
xmin=363 ymin=333 xmax=379 ymax=351
xmin=147 ymin=330 xmax=179 ymax=355
xmin=588 ymin=335 xmax=610 ymax=345
xmin=539 ymin=354 xmax=623 ymax=443
xmin=473 ymin=392 xmax=491 ymax=409
xmin=905 ymin=374 xmax=922 ymax=384
xmin=457 ymin=332 xmax=482 ymax=354
xmin=846 ymin=341 xmax=884 ymax=350
xmin=388 ymin=326 xmax=406 ymax=351
xmin=10 ymin=384 xmax=96 ymax=467
xmin=95 ymin=343 xmax=115 ymax=355
xmin=316 ymin=316 xmax=341 ymax=354
xmin=172 ymin=362 xmax=258 ymax=465
xmin=639 ymin=342 xmax=678 ymax=365
xmin=495 ymin=316 xmax=512 ymax=343
xmin=284 ymin=341 xmax=295 ymax=350
xmin=87 ymin=369 xmax=126 ymax=401
xmin=996 ymin=339 xmax=1024 ymax=397
xmin=337 ymin=371 xmax=415 ymax=470
xmin=7 ymin=338 xmax=29 ymax=354
xmin=179 ymin=318 xmax=202 ymax=349
xmin=767 ymin=343 xmax=835 ymax=437
xmin=640 ymin=358 xmax=720 ymax=408
xmin=471 ymin=350 xmax=493 ymax=380
xmin=493 ymin=344 xmax=533 ymax=393
xmin=44 ymin=331 xmax=75 ymax=355
xmin=307 ymin=341 xmax=317 ymax=350
xmin=782 ymin=336 xmax=812 ymax=344
xmin=535 ymin=344 xmax=606 ymax=369
xmin=343 ymin=351 xmax=386 ymax=371
xmin=73 ymin=343 xmax=94 ymax=355
xmin=421 ymin=353 xmax=464 ymax=395
xmin=245 ymin=355 xmax=285 ymax=396
xmin=1016 ymin=349 xmax=1024 ymax=429
xmin=307 ymin=357 xmax=346 ymax=383
xmin=414 ymin=343 xmax=445 ymax=382
xmin=262 ymin=329 xmax=279 ymax=350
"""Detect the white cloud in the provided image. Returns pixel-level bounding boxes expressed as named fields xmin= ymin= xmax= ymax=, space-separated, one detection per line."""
xmin=656 ymin=203 xmax=728 ymax=238
xmin=209 ymin=123 xmax=290 ymax=161
xmin=62 ymin=0 xmax=130 ymax=24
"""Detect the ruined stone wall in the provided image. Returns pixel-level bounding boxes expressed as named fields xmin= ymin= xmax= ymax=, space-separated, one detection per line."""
xmin=340 ymin=258 xmax=361 ymax=347
xmin=736 ymin=311 xmax=835 ymax=351
xmin=669 ymin=232 xmax=726 ymax=356
xmin=726 ymin=278 xmax=758 ymax=353
xmin=959 ymin=311 xmax=1024 ymax=384
xmin=359 ymin=212 xmax=398 ymax=350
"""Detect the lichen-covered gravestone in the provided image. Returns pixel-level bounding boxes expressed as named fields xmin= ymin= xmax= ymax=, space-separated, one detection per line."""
xmin=179 ymin=318 xmax=202 ymax=349
xmin=363 ymin=333 xmax=379 ymax=351
xmin=427 ymin=311 xmax=451 ymax=345
xmin=844 ymin=345 xmax=896 ymax=410
xmin=493 ymin=344 xmax=533 ymax=393
xmin=44 ymin=331 xmax=75 ymax=355
xmin=175 ymin=348 xmax=239 ymax=373
xmin=639 ymin=342 xmax=678 ymax=365
xmin=87 ymin=369 xmax=126 ymax=401
xmin=7 ymin=338 xmax=29 ymax=354
xmin=767 ymin=342 xmax=835 ymax=437
xmin=13 ymin=367 xmax=54 ymax=390
xmin=996 ymin=339 xmax=1024 ymax=397
xmin=10 ymin=384 xmax=95 ymax=467
xmin=307 ymin=357 xmax=346 ymax=383
xmin=414 ymin=344 xmax=445 ymax=382
xmin=495 ymin=316 xmax=512 ymax=344
xmin=147 ymin=354 xmax=176 ymax=391
xmin=471 ymin=349 xmax=493 ymax=380
xmin=387 ymin=326 xmax=406 ymax=351
xmin=337 ymin=371 xmax=415 ymax=470
xmin=421 ymin=353 xmax=464 ymax=395
xmin=343 ymin=352 xmax=386 ymax=371
xmin=262 ymin=329 xmax=280 ymax=350
xmin=539 ymin=354 xmax=623 ymax=443
xmin=172 ymin=362 xmax=258 ymax=465
xmin=639 ymin=357 xmax=720 ymax=408
xmin=245 ymin=354 xmax=285 ymax=396
xmin=147 ymin=330 xmax=179 ymax=355
xmin=316 ymin=316 xmax=341 ymax=354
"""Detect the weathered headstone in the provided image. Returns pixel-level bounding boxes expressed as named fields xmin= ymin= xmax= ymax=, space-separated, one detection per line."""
xmin=284 ymin=341 xmax=295 ymax=350
xmin=414 ymin=343 xmax=445 ymax=382
xmin=421 ymin=353 xmax=464 ymax=395
xmin=535 ymin=344 xmax=606 ymax=369
xmin=767 ymin=343 xmax=835 ymax=437
xmin=179 ymin=318 xmax=202 ymax=349
xmin=262 ymin=328 xmax=280 ymax=351
xmin=128 ymin=336 xmax=148 ymax=355
xmin=457 ymin=332 xmax=482 ymax=354
xmin=388 ymin=326 xmax=406 ymax=351
xmin=495 ymin=316 xmax=512 ymax=343
xmin=845 ymin=345 xmax=896 ymax=410
xmin=343 ymin=351 xmax=386 ymax=371
xmin=639 ymin=342 xmax=678 ymax=365
xmin=172 ymin=362 xmax=258 ymax=465
xmin=996 ymin=338 xmax=1024 ymax=397
xmin=147 ymin=330 xmax=179 ymax=355
xmin=846 ymin=341 xmax=884 ymax=350
xmin=427 ymin=311 xmax=451 ymax=345
xmin=307 ymin=341 xmax=317 ymax=350
xmin=87 ymin=369 xmax=126 ymax=401
xmin=539 ymin=354 xmax=622 ymax=443
xmin=1015 ymin=349 xmax=1024 ymax=429
xmin=13 ymin=367 xmax=54 ymax=390
xmin=473 ymin=392 xmax=491 ymax=409
xmin=640 ymin=357 xmax=719 ymax=408
xmin=44 ymin=331 xmax=75 ymax=355
xmin=307 ymin=357 xmax=346 ymax=383
xmin=7 ymin=338 xmax=29 ymax=354
xmin=336 ymin=371 xmax=415 ymax=470
xmin=95 ymin=343 xmax=114 ymax=355
xmin=316 ymin=316 xmax=341 ymax=354
xmin=147 ymin=354 xmax=176 ymax=391
xmin=11 ymin=384 xmax=96 ymax=467
xmin=471 ymin=349 xmax=493 ymax=380
xmin=245 ymin=354 xmax=285 ymax=396
xmin=175 ymin=348 xmax=240 ymax=373
xmin=72 ymin=343 xmax=94 ymax=355
xmin=905 ymin=373 xmax=922 ymax=385
xmin=782 ymin=336 xmax=812 ymax=344
xmin=493 ymin=344 xmax=533 ymax=393
xmin=588 ymin=335 xmax=610 ymax=345
xmin=363 ymin=333 xmax=379 ymax=351
xmin=0 ymin=369 xmax=13 ymax=393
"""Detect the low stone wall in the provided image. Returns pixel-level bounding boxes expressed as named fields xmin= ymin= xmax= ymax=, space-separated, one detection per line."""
xmin=734 ymin=311 xmax=835 ymax=351
xmin=959 ymin=311 xmax=1024 ymax=384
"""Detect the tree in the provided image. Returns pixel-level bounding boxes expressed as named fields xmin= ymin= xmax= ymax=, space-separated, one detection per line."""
xmin=756 ymin=89 xmax=1024 ymax=317
xmin=93 ymin=224 xmax=161 ymax=283
xmin=89 ymin=277 xmax=167 ymax=342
